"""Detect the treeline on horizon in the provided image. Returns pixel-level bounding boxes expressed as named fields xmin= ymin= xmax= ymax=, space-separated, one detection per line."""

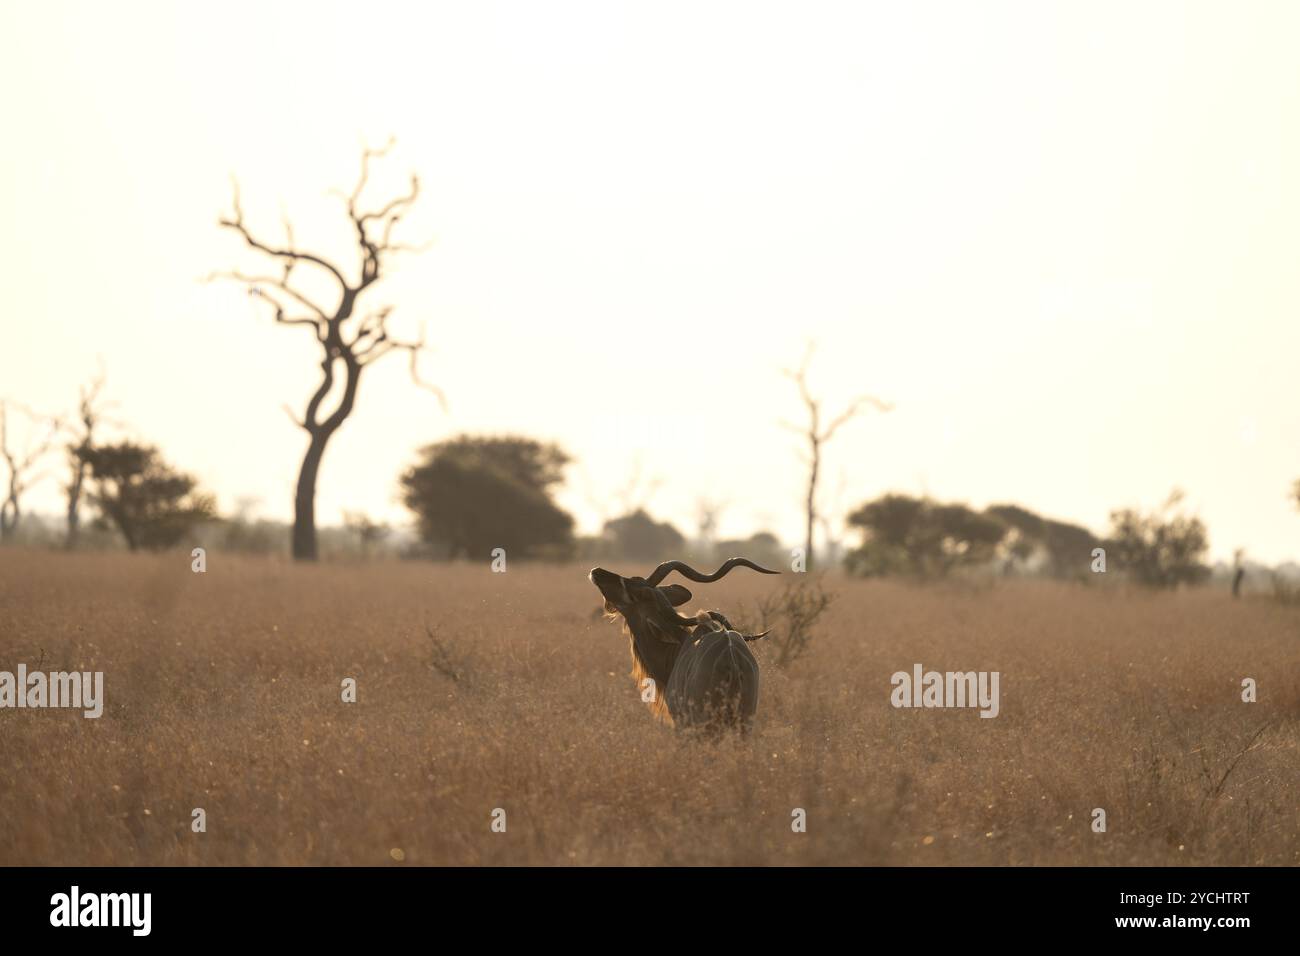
xmin=4 ymin=417 xmax=1297 ymax=598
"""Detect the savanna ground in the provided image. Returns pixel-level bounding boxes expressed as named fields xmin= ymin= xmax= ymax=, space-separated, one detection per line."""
xmin=0 ymin=549 xmax=1296 ymax=866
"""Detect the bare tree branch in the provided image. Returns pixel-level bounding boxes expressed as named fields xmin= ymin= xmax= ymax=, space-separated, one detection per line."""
xmin=822 ymin=394 xmax=894 ymax=443
xmin=219 ymin=180 xmax=350 ymax=290
xmin=346 ymin=140 xmax=423 ymax=291
xmin=401 ymin=339 xmax=448 ymax=411
xmin=348 ymin=138 xmax=395 ymax=212
xmin=361 ymin=176 xmax=420 ymax=227
xmin=205 ymin=268 xmax=330 ymax=322
xmin=350 ymin=306 xmax=396 ymax=355
xmin=245 ymin=286 xmax=328 ymax=340
xmin=380 ymin=238 xmax=436 ymax=257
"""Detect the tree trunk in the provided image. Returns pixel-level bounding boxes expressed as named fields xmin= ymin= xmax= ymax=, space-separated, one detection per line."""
xmin=66 ymin=456 xmax=86 ymax=549
xmin=804 ymin=438 xmax=819 ymax=572
xmin=292 ymin=351 xmax=362 ymax=562
xmin=119 ymin=512 xmax=137 ymax=552
xmin=1 ymin=479 xmax=19 ymax=539
xmin=293 ymin=431 xmax=330 ymax=561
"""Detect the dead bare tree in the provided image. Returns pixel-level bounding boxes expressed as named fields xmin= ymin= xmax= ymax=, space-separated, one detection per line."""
xmin=64 ymin=369 xmax=112 ymax=549
xmin=0 ymin=401 xmax=60 ymax=541
xmin=782 ymin=342 xmax=891 ymax=571
xmin=212 ymin=140 xmax=443 ymax=561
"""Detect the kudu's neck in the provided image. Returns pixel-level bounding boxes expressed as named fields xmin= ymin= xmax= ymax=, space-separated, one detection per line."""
xmin=625 ymin=616 xmax=687 ymax=687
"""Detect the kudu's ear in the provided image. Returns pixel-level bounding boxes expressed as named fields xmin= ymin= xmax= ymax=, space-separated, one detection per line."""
xmin=658 ymin=584 xmax=692 ymax=607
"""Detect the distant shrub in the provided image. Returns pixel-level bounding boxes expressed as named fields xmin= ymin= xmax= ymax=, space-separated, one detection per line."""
xmin=1268 ymin=570 xmax=1300 ymax=607
xmin=400 ymin=435 xmax=574 ymax=561
xmin=1105 ymin=491 xmax=1210 ymax=589
xmin=713 ymin=531 xmax=786 ymax=570
xmin=80 ymin=441 xmax=216 ymax=551
xmin=600 ymin=509 xmax=685 ymax=563
xmin=985 ymin=505 xmax=1100 ymax=581
xmin=845 ymin=494 xmax=1007 ymax=579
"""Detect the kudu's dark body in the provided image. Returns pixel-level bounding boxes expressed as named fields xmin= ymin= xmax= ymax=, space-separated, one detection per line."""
xmin=664 ymin=620 xmax=761 ymax=731
xmin=589 ymin=558 xmax=778 ymax=735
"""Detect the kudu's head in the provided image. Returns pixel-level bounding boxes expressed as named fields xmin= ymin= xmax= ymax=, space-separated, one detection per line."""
xmin=588 ymin=558 xmax=779 ymax=690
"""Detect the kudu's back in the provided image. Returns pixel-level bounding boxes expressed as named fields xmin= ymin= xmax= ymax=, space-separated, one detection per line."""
xmin=665 ymin=624 xmax=760 ymax=734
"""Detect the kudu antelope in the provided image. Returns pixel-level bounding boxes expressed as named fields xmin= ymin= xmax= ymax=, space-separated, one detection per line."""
xmin=589 ymin=557 xmax=779 ymax=734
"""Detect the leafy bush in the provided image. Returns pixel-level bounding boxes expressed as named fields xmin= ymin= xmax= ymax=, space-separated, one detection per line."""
xmin=80 ymin=441 xmax=216 ymax=551
xmin=400 ymin=435 xmax=574 ymax=560
xmin=845 ymin=494 xmax=1006 ymax=579
xmin=1106 ymin=491 xmax=1209 ymax=589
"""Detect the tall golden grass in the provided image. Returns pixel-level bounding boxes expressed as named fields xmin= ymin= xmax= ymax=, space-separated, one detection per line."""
xmin=0 ymin=550 xmax=1295 ymax=865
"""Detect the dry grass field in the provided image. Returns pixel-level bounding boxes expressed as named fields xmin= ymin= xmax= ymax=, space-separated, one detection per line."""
xmin=0 ymin=549 xmax=1296 ymax=866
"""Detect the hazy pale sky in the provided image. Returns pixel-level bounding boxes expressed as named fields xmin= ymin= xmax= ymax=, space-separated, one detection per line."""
xmin=3 ymin=1 xmax=1299 ymax=562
